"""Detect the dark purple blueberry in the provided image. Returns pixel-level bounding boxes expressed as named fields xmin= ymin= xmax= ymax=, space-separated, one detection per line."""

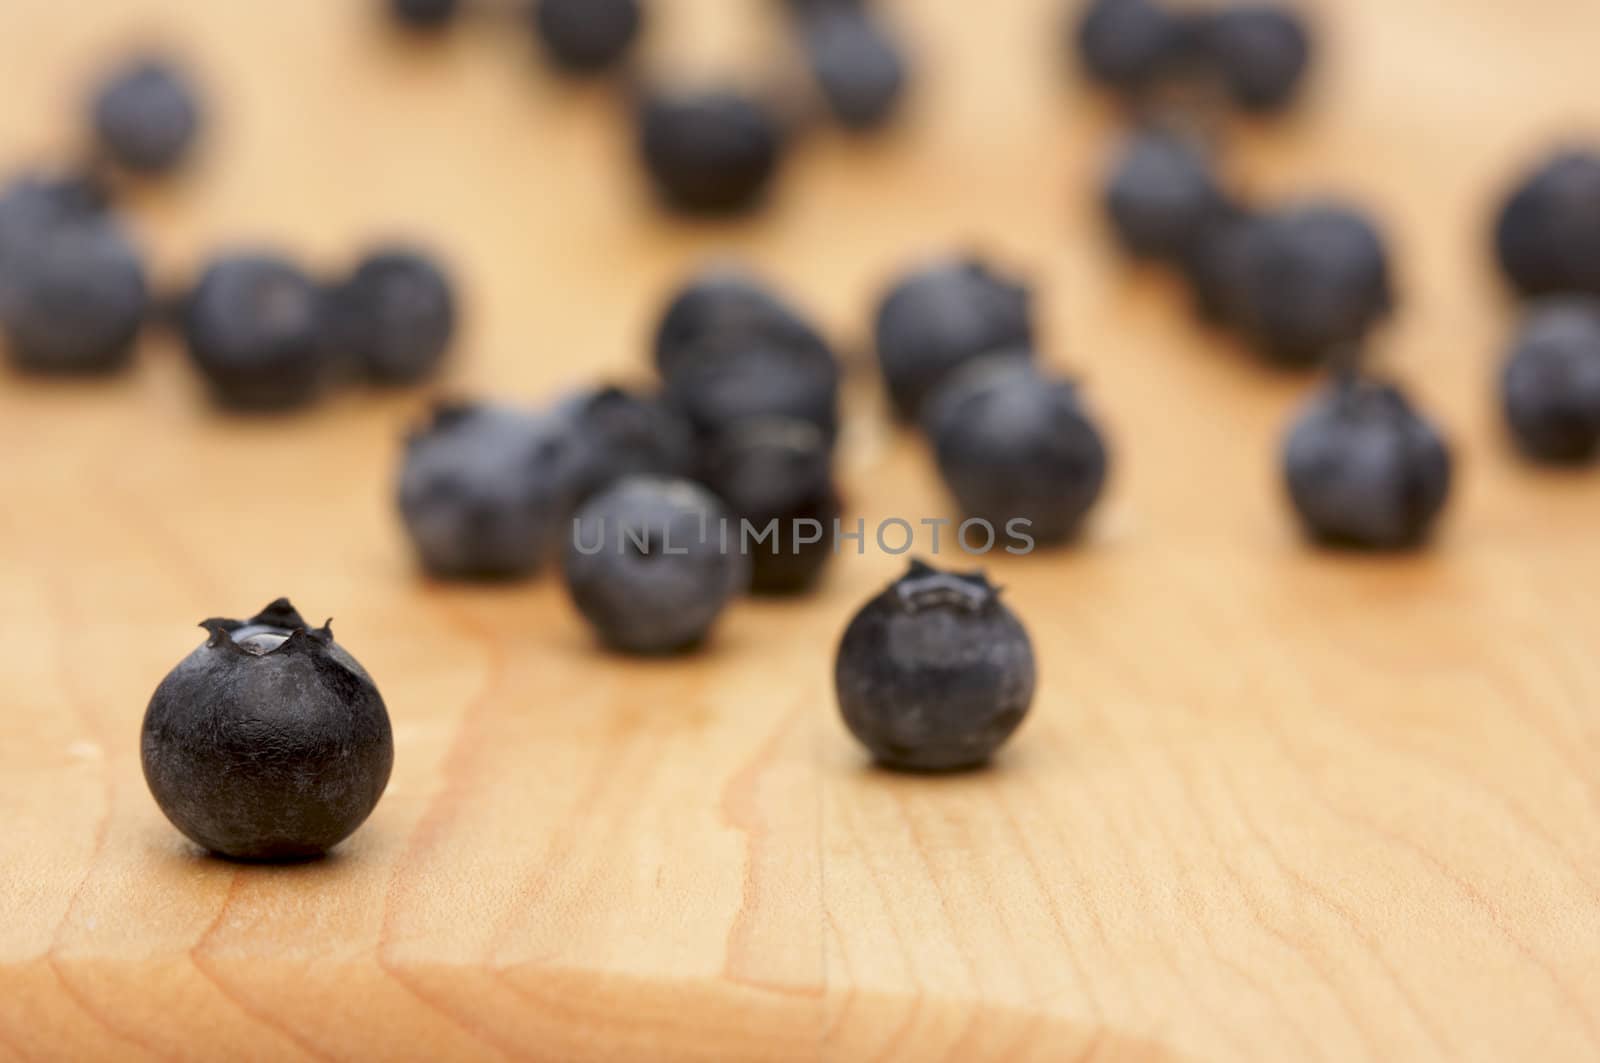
xmin=701 ymin=417 xmax=840 ymax=595
xmin=652 ymin=265 xmax=830 ymax=380
xmin=0 ymin=211 xmax=147 ymax=373
xmin=532 ymin=0 xmax=642 ymax=73
xmin=330 ymin=246 xmax=457 ymax=385
xmin=923 ymin=354 xmax=1110 ymax=546
xmin=873 ymin=256 xmax=1034 ymax=420
xmin=388 ymin=0 xmax=459 ymax=30
xmin=835 ymin=559 xmax=1036 ymax=773
xmin=1283 ymin=375 xmax=1452 ymax=550
xmin=797 ymin=4 xmax=908 ymax=131
xmin=1072 ymin=0 xmax=1191 ymax=95
xmin=1178 ymin=197 xmax=1262 ymax=327
xmin=90 ymin=56 xmax=203 ymax=175
xmin=1500 ymin=298 xmax=1600 ymax=464
xmin=1103 ymin=128 xmax=1225 ymax=261
xmin=0 ymin=171 xmax=109 ymax=281
xmin=636 ymin=89 xmax=785 ymax=215
xmin=1242 ymin=202 xmax=1393 ymax=368
xmin=1493 ymin=149 xmax=1600 ymax=299
xmin=563 ymin=476 xmax=746 ymax=654
xmin=555 ymin=383 xmax=696 ymax=502
xmin=181 ymin=252 xmax=330 ymax=410
xmin=141 ymin=599 xmax=394 ymax=861
xmin=664 ymin=341 xmax=840 ymax=445
xmin=397 ymin=400 xmax=579 ymax=579
xmin=1200 ymin=5 xmax=1312 ymax=113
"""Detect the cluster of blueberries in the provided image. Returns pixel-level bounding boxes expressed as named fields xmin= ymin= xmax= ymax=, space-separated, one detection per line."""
xmin=389 ymin=0 xmax=909 ymax=214
xmin=0 ymin=54 xmax=460 ymax=410
xmin=1081 ymin=0 xmax=1452 ymax=550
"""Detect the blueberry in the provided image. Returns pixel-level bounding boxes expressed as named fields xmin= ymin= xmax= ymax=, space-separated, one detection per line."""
xmin=1283 ymin=375 xmax=1452 ymax=550
xmin=388 ymin=0 xmax=459 ymax=30
xmin=924 ymin=354 xmax=1110 ymax=545
xmin=0 ymin=171 xmax=109 ymax=284
xmin=873 ymin=256 xmax=1034 ymax=420
xmin=141 ymin=599 xmax=393 ymax=861
xmin=701 ymin=417 xmax=840 ymax=594
xmin=653 ymin=265 xmax=830 ymax=381
xmin=398 ymin=400 xmax=579 ymax=579
xmin=563 ymin=476 xmax=746 ymax=654
xmin=90 ymin=57 xmax=202 ymax=176
xmin=1493 ymin=149 xmax=1600 ymax=299
xmin=329 ymin=247 xmax=457 ymax=386
xmin=796 ymin=4 xmax=908 ymax=131
xmin=835 ymin=559 xmax=1036 ymax=772
xmin=0 ymin=211 xmax=147 ymax=374
xmin=1500 ymin=298 xmax=1600 ymax=463
xmin=636 ymin=89 xmax=785 ymax=215
xmin=1072 ymin=0 xmax=1191 ymax=95
xmin=1241 ymin=202 xmax=1393 ymax=368
xmin=664 ymin=341 xmax=841 ymax=446
xmin=182 ymin=252 xmax=330 ymax=410
xmin=532 ymin=0 xmax=642 ymax=73
xmin=1103 ymin=128 xmax=1226 ymax=261
xmin=1178 ymin=197 xmax=1262 ymax=327
xmin=1200 ymin=5 xmax=1311 ymax=113
xmin=555 ymin=384 xmax=696 ymax=502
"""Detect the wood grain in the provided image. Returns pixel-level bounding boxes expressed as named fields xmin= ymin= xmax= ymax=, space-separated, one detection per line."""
xmin=3 ymin=0 xmax=1600 ymax=1059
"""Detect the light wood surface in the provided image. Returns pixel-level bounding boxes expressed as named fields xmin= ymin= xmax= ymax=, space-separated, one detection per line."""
xmin=4 ymin=0 xmax=1600 ymax=1059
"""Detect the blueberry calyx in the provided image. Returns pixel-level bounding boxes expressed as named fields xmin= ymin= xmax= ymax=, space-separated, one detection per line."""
xmin=892 ymin=559 xmax=999 ymax=614
xmin=198 ymin=598 xmax=333 ymax=655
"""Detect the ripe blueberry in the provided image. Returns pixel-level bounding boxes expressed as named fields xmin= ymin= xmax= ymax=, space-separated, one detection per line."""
xmin=1500 ymin=298 xmax=1600 ymax=464
xmin=1283 ymin=374 xmax=1452 ymax=550
xmin=1073 ymin=0 xmax=1192 ymax=96
xmin=873 ymin=256 xmax=1034 ymax=420
xmin=924 ymin=354 xmax=1110 ymax=545
xmin=1494 ymin=149 xmax=1600 ymax=299
xmin=329 ymin=246 xmax=457 ymax=385
xmin=835 ymin=559 xmax=1036 ymax=772
xmin=532 ymin=0 xmax=642 ymax=74
xmin=90 ymin=56 xmax=203 ymax=176
xmin=701 ymin=416 xmax=840 ymax=595
xmin=1178 ymin=197 xmax=1261 ymax=327
xmin=1103 ymin=128 xmax=1226 ymax=261
xmin=0 ymin=210 xmax=147 ymax=374
xmin=555 ymin=383 xmax=696 ymax=502
xmin=1200 ymin=5 xmax=1312 ymax=113
xmin=182 ymin=252 xmax=330 ymax=410
xmin=653 ymin=265 xmax=830 ymax=381
xmin=636 ymin=89 xmax=785 ymax=215
xmin=795 ymin=3 xmax=908 ymax=131
xmin=398 ymin=400 xmax=578 ymax=579
xmin=1240 ymin=202 xmax=1393 ymax=367
xmin=388 ymin=0 xmax=459 ymax=30
xmin=141 ymin=599 xmax=394 ymax=861
xmin=563 ymin=476 xmax=746 ymax=654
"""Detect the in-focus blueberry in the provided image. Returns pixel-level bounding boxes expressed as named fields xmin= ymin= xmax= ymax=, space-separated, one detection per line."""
xmin=563 ymin=476 xmax=746 ymax=654
xmin=141 ymin=599 xmax=393 ymax=861
xmin=398 ymin=400 xmax=579 ymax=579
xmin=1283 ymin=374 xmax=1452 ymax=550
xmin=924 ymin=354 xmax=1110 ymax=545
xmin=835 ymin=559 xmax=1036 ymax=772
xmin=873 ymin=256 xmax=1034 ymax=420
xmin=1500 ymin=298 xmax=1600 ymax=463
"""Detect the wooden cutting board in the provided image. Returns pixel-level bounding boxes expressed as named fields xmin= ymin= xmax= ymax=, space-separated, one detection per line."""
xmin=3 ymin=0 xmax=1599 ymax=1059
